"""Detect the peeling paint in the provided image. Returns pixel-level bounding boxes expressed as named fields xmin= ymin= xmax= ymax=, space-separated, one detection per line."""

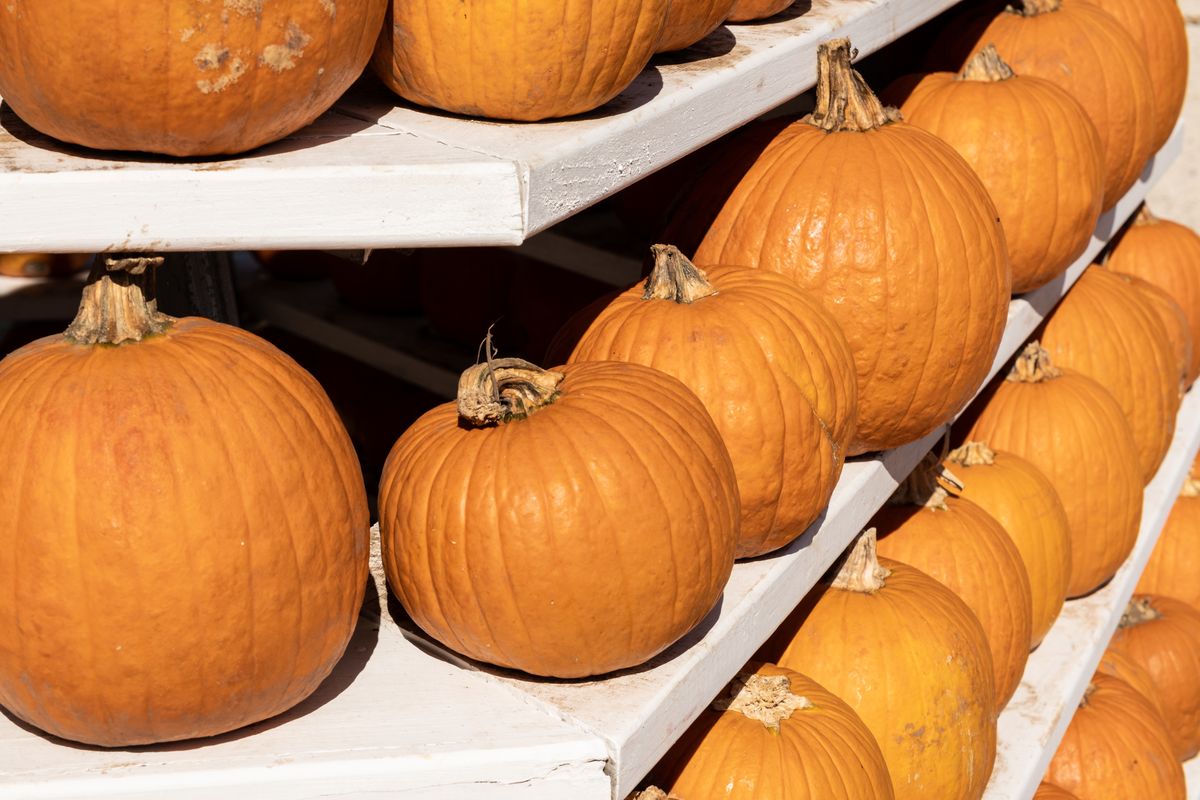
xmin=260 ymin=22 xmax=310 ymax=72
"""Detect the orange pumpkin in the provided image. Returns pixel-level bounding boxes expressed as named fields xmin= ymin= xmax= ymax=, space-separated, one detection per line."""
xmin=657 ymin=0 xmax=735 ymax=52
xmin=725 ymin=0 xmax=794 ymax=22
xmin=966 ymin=343 xmax=1142 ymax=598
xmin=650 ymin=662 xmax=896 ymax=798
xmin=1034 ymin=784 xmax=1080 ymax=800
xmin=763 ymin=531 xmax=997 ymax=800
xmin=1137 ymin=473 xmax=1200 ymax=609
xmin=1096 ymin=647 xmax=1169 ymax=728
xmin=0 ymin=1 xmax=387 ymax=156
xmin=379 ymin=357 xmax=740 ymax=677
xmin=0 ymin=257 xmax=370 ymax=746
xmin=944 ymin=441 xmax=1071 ymax=649
xmin=1046 ymin=673 xmax=1185 ymax=799
xmin=0 ymin=253 xmax=90 ymax=278
xmin=564 ymin=246 xmax=857 ymax=557
xmin=944 ymin=0 xmax=1156 ymax=210
xmin=1040 ymin=268 xmax=1179 ymax=481
xmin=1107 ymin=595 xmax=1200 ymax=760
xmin=889 ymin=46 xmax=1103 ymax=293
xmin=1106 ymin=207 xmax=1200 ymax=385
xmin=688 ymin=39 xmax=1010 ymax=454
xmin=1110 ymin=271 xmax=1192 ymax=399
xmin=372 ymin=0 xmax=670 ymax=121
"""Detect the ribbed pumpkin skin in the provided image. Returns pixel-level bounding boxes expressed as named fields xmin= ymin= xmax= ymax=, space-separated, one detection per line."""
xmin=0 ymin=319 xmax=369 ymax=746
xmin=1096 ymin=648 xmax=1169 ymax=727
xmin=0 ymin=0 xmax=387 ymax=156
xmin=1035 ymin=783 xmax=1080 ymax=800
xmin=657 ymin=0 xmax=735 ymax=52
xmin=1046 ymin=673 xmax=1186 ymax=799
xmin=1137 ymin=487 xmax=1200 ymax=609
xmin=1114 ymin=272 xmax=1192 ymax=399
xmin=874 ymin=497 xmax=1032 ymax=710
xmin=1108 ymin=596 xmax=1200 ymax=760
xmin=693 ymin=122 xmax=1010 ymax=454
xmin=764 ymin=559 xmax=997 ymax=800
xmin=1107 ymin=216 xmax=1200 ymax=385
xmin=892 ymin=69 xmax=1103 ymax=293
xmin=948 ymin=1 xmax=1156 ymax=209
xmin=1041 ymin=269 xmax=1179 ymax=482
xmin=726 ymin=0 xmax=794 ymax=22
xmin=967 ymin=369 xmax=1142 ymax=598
xmin=1088 ymin=0 xmax=1188 ymax=153
xmin=379 ymin=361 xmax=739 ymax=678
xmin=566 ymin=267 xmax=857 ymax=558
xmin=947 ymin=449 xmax=1071 ymax=648
xmin=652 ymin=663 xmax=896 ymax=799
xmin=372 ymin=0 xmax=669 ymax=121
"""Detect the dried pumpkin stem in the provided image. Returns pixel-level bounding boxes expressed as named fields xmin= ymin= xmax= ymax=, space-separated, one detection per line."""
xmin=631 ymin=789 xmax=678 ymax=800
xmin=64 ymin=255 xmax=174 ymax=345
xmin=832 ymin=529 xmax=891 ymax=593
xmin=457 ymin=358 xmax=564 ymax=426
xmin=947 ymin=441 xmax=997 ymax=467
xmin=1014 ymin=0 xmax=1061 ymax=15
xmin=714 ymin=670 xmax=813 ymax=732
xmin=959 ymin=45 xmax=1015 ymax=82
xmin=806 ymin=38 xmax=900 ymax=133
xmin=644 ymin=245 xmax=719 ymax=304
xmin=1080 ymin=681 xmax=1098 ymax=707
xmin=1119 ymin=596 xmax=1162 ymax=628
xmin=1180 ymin=478 xmax=1200 ymax=498
xmin=1008 ymin=341 xmax=1062 ymax=383
xmin=1134 ymin=205 xmax=1159 ymax=227
xmin=890 ymin=451 xmax=963 ymax=510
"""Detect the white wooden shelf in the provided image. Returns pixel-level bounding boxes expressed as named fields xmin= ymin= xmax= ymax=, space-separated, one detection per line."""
xmin=0 ymin=0 xmax=966 ymax=254
xmin=1187 ymin=755 xmax=1200 ymax=800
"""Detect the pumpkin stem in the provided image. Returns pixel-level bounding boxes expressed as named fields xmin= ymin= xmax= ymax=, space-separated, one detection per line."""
xmin=947 ymin=441 xmax=997 ymax=468
xmin=1119 ymin=596 xmax=1162 ymax=628
xmin=1014 ymin=0 xmax=1061 ymax=15
xmin=1008 ymin=341 xmax=1062 ymax=383
xmin=457 ymin=344 xmax=564 ymax=426
xmin=959 ymin=45 xmax=1015 ymax=82
xmin=806 ymin=38 xmax=900 ymax=133
xmin=1080 ymin=681 xmax=1098 ymax=707
xmin=714 ymin=669 xmax=813 ymax=732
xmin=64 ymin=255 xmax=174 ymax=346
xmin=631 ymin=789 xmax=679 ymax=800
xmin=1180 ymin=478 xmax=1200 ymax=498
xmin=890 ymin=451 xmax=964 ymax=510
xmin=1134 ymin=205 xmax=1159 ymax=227
xmin=644 ymin=245 xmax=719 ymax=304
xmin=831 ymin=529 xmax=891 ymax=593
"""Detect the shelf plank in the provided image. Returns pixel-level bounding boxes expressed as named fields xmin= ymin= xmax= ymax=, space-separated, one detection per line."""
xmin=1187 ymin=755 xmax=1200 ymax=800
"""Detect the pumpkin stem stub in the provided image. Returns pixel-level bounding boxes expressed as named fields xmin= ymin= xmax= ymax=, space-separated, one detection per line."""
xmin=65 ymin=255 xmax=174 ymax=346
xmin=806 ymin=38 xmax=900 ymax=133
xmin=644 ymin=245 xmax=719 ymax=304
xmin=1008 ymin=341 xmax=1062 ymax=383
xmin=947 ymin=441 xmax=998 ymax=467
xmin=832 ymin=529 xmax=891 ymax=593
xmin=959 ymin=45 xmax=1015 ymax=82
xmin=1134 ymin=205 xmax=1159 ymax=227
xmin=631 ymin=789 xmax=679 ymax=800
xmin=714 ymin=670 xmax=813 ymax=732
xmin=890 ymin=451 xmax=964 ymax=510
xmin=1014 ymin=0 xmax=1061 ymax=15
xmin=1180 ymin=478 xmax=1200 ymax=498
xmin=1119 ymin=596 xmax=1162 ymax=628
xmin=457 ymin=357 xmax=564 ymax=426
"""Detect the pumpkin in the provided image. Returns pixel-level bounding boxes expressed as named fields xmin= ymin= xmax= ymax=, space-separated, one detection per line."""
xmin=762 ymin=530 xmax=997 ymax=800
xmin=1137 ymin=473 xmax=1200 ymax=609
xmin=944 ymin=441 xmax=1071 ymax=649
xmin=966 ymin=343 xmax=1142 ymax=598
xmin=0 ymin=253 xmax=90 ymax=279
xmin=873 ymin=454 xmax=1032 ymax=709
xmin=726 ymin=0 xmax=794 ymax=22
xmin=689 ymin=39 xmax=1010 ymax=454
xmin=378 ymin=356 xmax=740 ymax=677
xmin=1035 ymin=784 xmax=1080 ymax=800
xmin=1108 ymin=271 xmax=1192 ymax=400
xmin=888 ymin=46 xmax=1103 ymax=294
xmin=649 ymin=662 xmax=896 ymax=798
xmin=1087 ymin=0 xmax=1188 ymax=153
xmin=372 ymin=0 xmax=669 ymax=121
xmin=1107 ymin=595 xmax=1200 ymax=760
xmin=1040 ymin=267 xmax=1179 ymax=482
xmin=0 ymin=257 xmax=370 ymax=746
xmin=1045 ymin=673 xmax=1186 ymax=799
xmin=564 ymin=246 xmax=857 ymax=557
xmin=657 ymin=0 xmax=735 ymax=52
xmin=0 ymin=1 xmax=387 ymax=156
xmin=1096 ymin=647 xmax=1169 ymax=728
xmin=1106 ymin=207 xmax=1200 ymax=385
xmin=942 ymin=0 xmax=1156 ymax=210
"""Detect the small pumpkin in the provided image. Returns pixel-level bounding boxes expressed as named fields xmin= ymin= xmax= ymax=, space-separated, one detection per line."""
xmin=688 ymin=38 xmax=1010 ymax=453
xmin=944 ymin=441 xmax=1071 ymax=649
xmin=1045 ymin=672 xmax=1185 ymax=799
xmin=1106 ymin=207 xmax=1200 ymax=385
xmin=564 ymin=245 xmax=857 ymax=557
xmin=1107 ymin=595 xmax=1200 ymax=760
xmin=725 ymin=0 xmax=794 ymax=22
xmin=1136 ymin=472 xmax=1200 ymax=609
xmin=1034 ymin=784 xmax=1080 ymax=800
xmin=379 ymin=356 xmax=740 ymax=677
xmin=649 ymin=662 xmax=896 ymax=798
xmin=1096 ymin=647 xmax=1169 ymax=729
xmin=889 ymin=46 xmax=1103 ymax=293
xmin=1040 ymin=268 xmax=1179 ymax=482
xmin=966 ymin=343 xmax=1142 ymax=598
xmin=372 ymin=0 xmax=670 ymax=121
xmin=762 ymin=530 xmax=997 ymax=800
xmin=657 ymin=0 xmax=735 ymax=52
xmin=0 ymin=253 xmax=90 ymax=279
xmin=1108 ymin=271 xmax=1192 ymax=399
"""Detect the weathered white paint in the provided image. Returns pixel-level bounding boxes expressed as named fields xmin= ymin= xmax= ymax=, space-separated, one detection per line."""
xmin=1186 ymin=754 xmax=1200 ymax=800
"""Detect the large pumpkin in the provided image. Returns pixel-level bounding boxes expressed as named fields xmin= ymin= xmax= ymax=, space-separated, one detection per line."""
xmin=0 ymin=257 xmax=370 ymax=746
xmin=1106 ymin=207 xmax=1200 ymax=385
xmin=1087 ymin=0 xmax=1188 ymax=153
xmin=564 ymin=246 xmax=857 ymax=557
xmin=1108 ymin=270 xmax=1192 ymax=400
xmin=1096 ymin=647 xmax=1169 ymax=730
xmin=966 ymin=343 xmax=1142 ymax=597
xmin=944 ymin=441 xmax=1071 ymax=649
xmin=762 ymin=530 xmax=997 ymax=800
xmin=889 ymin=46 xmax=1103 ymax=293
xmin=1035 ymin=784 xmax=1080 ymax=800
xmin=1045 ymin=673 xmax=1185 ymax=799
xmin=873 ymin=455 xmax=1031 ymax=709
xmin=1137 ymin=472 xmax=1200 ymax=609
xmin=689 ymin=39 xmax=1010 ymax=454
xmin=0 ymin=0 xmax=387 ymax=156
xmin=649 ymin=662 xmax=896 ymax=798
xmin=943 ymin=0 xmax=1156 ymax=210
xmin=657 ymin=0 xmax=735 ymax=52
xmin=1107 ymin=595 xmax=1200 ymax=760
xmin=1040 ymin=268 xmax=1179 ymax=482
xmin=379 ymin=357 xmax=740 ymax=677
xmin=726 ymin=0 xmax=793 ymax=22
xmin=372 ymin=0 xmax=669 ymax=121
